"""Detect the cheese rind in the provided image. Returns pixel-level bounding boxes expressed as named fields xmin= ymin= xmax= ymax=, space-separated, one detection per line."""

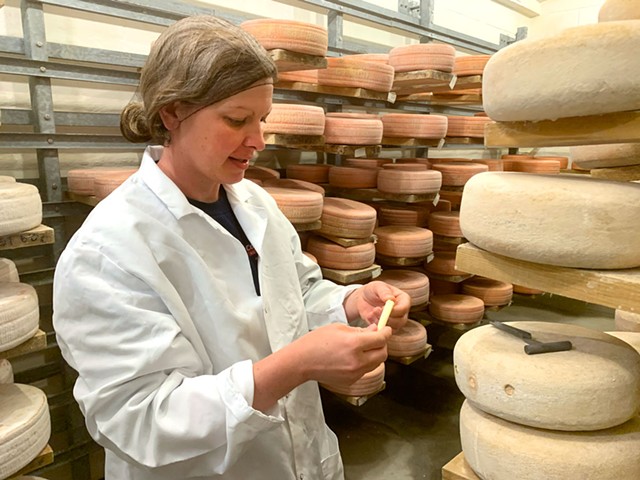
xmin=0 ymin=183 xmax=42 ymax=236
xmin=599 ymin=0 xmax=640 ymax=21
xmin=0 ymin=358 xmax=13 ymax=384
xmin=0 ymin=282 xmax=40 ymax=352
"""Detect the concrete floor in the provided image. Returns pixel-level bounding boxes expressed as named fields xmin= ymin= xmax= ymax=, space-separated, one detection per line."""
xmin=322 ymin=293 xmax=615 ymax=480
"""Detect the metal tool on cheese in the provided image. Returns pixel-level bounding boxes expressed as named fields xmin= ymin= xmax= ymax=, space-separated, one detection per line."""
xmin=490 ymin=320 xmax=573 ymax=355
xmin=377 ymin=299 xmax=395 ymax=330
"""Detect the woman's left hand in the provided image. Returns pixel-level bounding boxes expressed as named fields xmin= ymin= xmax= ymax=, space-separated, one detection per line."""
xmin=344 ymin=281 xmax=411 ymax=330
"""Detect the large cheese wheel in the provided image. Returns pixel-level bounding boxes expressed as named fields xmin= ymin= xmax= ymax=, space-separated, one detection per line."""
xmin=482 ymin=21 xmax=640 ymax=121
xmin=263 ymin=187 xmax=323 ymax=223
xmin=459 ymin=172 xmax=640 ymax=269
xmin=324 ymin=114 xmax=383 ymax=145
xmin=239 ymin=19 xmax=328 ymax=56
xmin=388 ymin=43 xmax=456 ymax=73
xmin=374 ymin=226 xmax=433 ymax=259
xmin=377 ymin=168 xmax=442 ymax=194
xmin=0 ymin=257 xmax=19 ymax=282
xmin=305 ymin=236 xmax=375 ymax=270
xmin=286 ymin=164 xmax=332 ymax=183
xmin=570 ymin=143 xmax=640 ymax=169
xmin=0 ymin=183 xmax=42 ymax=236
xmin=376 ymin=269 xmax=429 ymax=307
xmin=381 ymin=113 xmax=448 ymax=139
xmin=0 ymin=358 xmax=13 ymax=384
xmin=599 ymin=0 xmax=640 ymax=21
xmin=460 ymin=401 xmax=640 ymax=480
xmin=328 ymin=166 xmax=379 ymax=189
xmin=615 ymin=309 xmax=640 ymax=332
xmin=0 ymin=176 xmax=16 ymax=183
xmin=317 ymin=57 xmax=394 ymax=92
xmin=0 ymin=384 xmax=51 ymax=479
xmin=607 ymin=331 xmax=640 ymax=354
xmin=0 ymin=282 xmax=40 ymax=353
xmin=319 ymin=197 xmax=377 ymax=239
xmin=387 ymin=319 xmax=428 ymax=357
xmin=264 ymin=104 xmax=325 ymax=136
xmin=454 ymin=321 xmax=640 ymax=430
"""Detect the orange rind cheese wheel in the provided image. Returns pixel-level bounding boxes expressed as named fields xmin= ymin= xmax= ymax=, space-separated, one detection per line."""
xmin=322 ymin=362 xmax=385 ymax=396
xmin=389 ymin=43 xmax=456 ymax=73
xmin=510 ymin=158 xmax=561 ymax=174
xmin=263 ymin=178 xmax=325 ymax=196
xmin=240 ymin=18 xmax=328 ymax=56
xmin=377 ymin=203 xmax=431 ymax=227
xmin=264 ymin=103 xmax=325 ymax=136
xmin=461 ymin=276 xmax=513 ymax=306
xmin=428 ymin=211 xmax=462 ymax=238
xmin=446 ymin=115 xmax=492 ymax=138
xmin=374 ymin=225 xmax=434 ymax=258
xmin=286 ymin=164 xmax=332 ymax=183
xmin=387 ymin=319 xmax=428 ymax=357
xmin=67 ymin=167 xmax=136 ymax=196
xmin=328 ymin=166 xmax=379 ymax=189
xmin=319 ymin=197 xmax=377 ymax=239
xmin=264 ymin=187 xmax=324 ymax=223
xmin=245 ymin=165 xmax=280 ymax=182
xmin=376 ymin=269 xmax=430 ymax=307
xmin=324 ymin=115 xmax=383 ymax=145
xmin=317 ymin=57 xmax=395 ymax=92
xmin=431 ymin=162 xmax=488 ymax=186
xmin=306 ymin=236 xmax=376 ymax=270
xmin=377 ymin=168 xmax=442 ymax=194
xmin=424 ymin=251 xmax=466 ymax=276
xmin=277 ymin=69 xmax=319 ymax=83
xmin=94 ymin=169 xmax=137 ymax=200
xmin=343 ymin=157 xmax=392 ymax=169
xmin=429 ymin=294 xmax=485 ymax=324
xmin=453 ymin=55 xmax=491 ymax=76
xmin=381 ymin=113 xmax=448 ymax=139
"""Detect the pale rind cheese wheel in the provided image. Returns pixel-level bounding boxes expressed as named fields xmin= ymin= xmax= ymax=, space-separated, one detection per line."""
xmin=381 ymin=113 xmax=448 ymax=139
xmin=460 ymin=400 xmax=640 ymax=480
xmin=607 ymin=331 xmax=640 ymax=354
xmin=0 ymin=257 xmax=19 ymax=282
xmin=459 ymin=172 xmax=640 ymax=269
xmin=376 ymin=269 xmax=429 ymax=307
xmin=328 ymin=166 xmax=379 ymax=189
xmin=0 ymin=358 xmax=13 ymax=384
xmin=374 ymin=226 xmax=434 ymax=258
xmin=286 ymin=164 xmax=332 ymax=184
xmin=377 ymin=168 xmax=442 ymax=194
xmin=0 ymin=183 xmax=42 ymax=237
xmin=317 ymin=57 xmax=395 ymax=92
xmin=319 ymin=197 xmax=377 ymax=239
xmin=388 ymin=43 xmax=456 ymax=73
xmin=0 ymin=282 xmax=40 ymax=353
xmin=264 ymin=104 xmax=326 ymax=136
xmin=615 ymin=309 xmax=640 ymax=332
xmin=0 ymin=176 xmax=16 ymax=183
xmin=322 ymin=362 xmax=385 ymax=397
xmin=387 ymin=319 xmax=428 ymax=357
xmin=454 ymin=321 xmax=640 ymax=430
xmin=0 ymin=384 xmax=51 ymax=479
xmin=482 ymin=21 xmax=640 ymax=121
xmin=239 ymin=19 xmax=328 ymax=56
xmin=264 ymin=187 xmax=323 ymax=223
xmin=599 ymin=0 xmax=640 ymax=21
xmin=570 ymin=143 xmax=640 ymax=169
xmin=305 ymin=236 xmax=375 ymax=270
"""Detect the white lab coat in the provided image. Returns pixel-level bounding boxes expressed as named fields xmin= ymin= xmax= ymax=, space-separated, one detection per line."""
xmin=53 ymin=146 xmax=358 ymax=479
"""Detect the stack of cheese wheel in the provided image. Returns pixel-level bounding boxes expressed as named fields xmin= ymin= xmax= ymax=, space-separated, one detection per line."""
xmin=534 ymin=155 xmax=569 ymax=170
xmin=286 ymin=163 xmax=332 ymax=184
xmin=376 ymin=269 xmax=430 ymax=308
xmin=328 ymin=166 xmax=379 ymax=189
xmin=570 ymin=143 xmax=640 ymax=170
xmin=324 ymin=112 xmax=383 ymax=145
xmin=445 ymin=115 xmax=492 ymax=139
xmin=607 ymin=331 xmax=640 ymax=354
xmin=0 ymin=282 xmax=40 ymax=353
xmin=342 ymin=157 xmax=392 ymax=169
xmin=263 ymin=103 xmax=325 ymax=136
xmin=0 ymin=383 xmax=51 ymax=479
xmin=599 ymin=0 xmax=640 ymax=22
xmin=321 ymin=362 xmax=385 ymax=397
xmin=381 ymin=113 xmax=448 ymax=139
xmin=424 ymin=250 xmax=468 ymax=277
xmin=459 ymin=172 xmax=640 ymax=269
xmin=482 ymin=21 xmax=640 ymax=122
xmin=428 ymin=294 xmax=485 ymax=325
xmin=305 ymin=235 xmax=376 ymax=270
xmin=389 ymin=43 xmax=456 ymax=73
xmin=0 ymin=358 xmax=13 ymax=384
xmin=453 ymin=54 xmax=491 ymax=76
xmin=263 ymin=187 xmax=324 ymax=224
xmin=377 ymin=203 xmax=430 ymax=227
xmin=387 ymin=319 xmax=428 ymax=357
xmin=615 ymin=309 xmax=640 ymax=332
xmin=263 ymin=178 xmax=325 ymax=196
xmin=374 ymin=226 xmax=433 ymax=265
xmin=454 ymin=322 xmax=640 ymax=480
xmin=0 ymin=182 xmax=42 ymax=236
xmin=317 ymin=57 xmax=395 ymax=93
xmin=500 ymin=154 xmax=533 ymax=172
xmin=428 ymin=211 xmax=464 ymax=253
xmin=510 ymin=158 xmax=561 ymax=174
xmin=461 ymin=276 xmax=513 ymax=307
xmin=239 ymin=19 xmax=328 ymax=56
xmin=377 ymin=165 xmax=442 ymax=195
xmin=0 ymin=257 xmax=19 ymax=282
xmin=318 ymin=197 xmax=377 ymax=240
xmin=94 ymin=169 xmax=137 ymax=201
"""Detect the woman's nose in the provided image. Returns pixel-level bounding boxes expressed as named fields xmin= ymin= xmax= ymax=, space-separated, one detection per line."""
xmin=244 ymin=121 xmax=267 ymax=152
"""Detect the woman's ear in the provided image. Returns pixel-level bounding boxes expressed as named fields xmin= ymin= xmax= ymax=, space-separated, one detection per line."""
xmin=159 ymin=102 xmax=182 ymax=131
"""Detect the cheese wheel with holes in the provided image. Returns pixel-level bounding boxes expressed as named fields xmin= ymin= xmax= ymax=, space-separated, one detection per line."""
xmin=324 ymin=114 xmax=383 ymax=145
xmin=454 ymin=321 xmax=640 ymax=430
xmin=387 ymin=319 xmax=428 ymax=357
xmin=374 ymin=226 xmax=433 ymax=259
xmin=429 ymin=294 xmax=484 ymax=324
xmin=599 ymin=0 xmax=640 ymax=21
xmin=317 ymin=57 xmax=394 ymax=92
xmin=570 ymin=143 xmax=640 ymax=169
xmin=453 ymin=55 xmax=491 ymax=76
xmin=0 ymin=358 xmax=12 ymax=384
xmin=328 ymin=166 xmax=379 ymax=189
xmin=286 ymin=164 xmax=332 ymax=183
xmin=461 ymin=277 xmax=513 ymax=306
xmin=381 ymin=114 xmax=448 ymax=139
xmin=483 ymin=21 xmax=640 ymax=121
xmin=322 ymin=362 xmax=385 ymax=397
xmin=264 ymin=187 xmax=323 ymax=223
xmin=389 ymin=43 xmax=456 ymax=73
xmin=377 ymin=168 xmax=442 ymax=194
xmin=319 ymin=197 xmax=377 ymax=239
xmin=0 ymin=282 xmax=39 ymax=353
xmin=0 ymin=384 xmax=51 ymax=479
xmin=0 ymin=183 xmax=42 ymax=236
xmin=306 ymin=236 xmax=375 ymax=270
xmin=459 ymin=172 xmax=640 ymax=269
xmin=616 ymin=310 xmax=640 ymax=332
xmin=607 ymin=331 xmax=640 ymax=354
xmin=460 ymin=400 xmax=640 ymax=480
xmin=240 ymin=19 xmax=328 ymax=56
xmin=0 ymin=258 xmax=19 ymax=282
xmin=264 ymin=104 xmax=325 ymax=136
xmin=376 ymin=269 xmax=429 ymax=307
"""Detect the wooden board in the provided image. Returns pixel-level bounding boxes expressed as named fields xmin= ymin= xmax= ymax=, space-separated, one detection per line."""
xmin=325 ymin=186 xmax=438 ymax=204
xmin=455 ymin=242 xmax=640 ymax=313
xmin=485 ymin=111 xmax=640 ymax=148
xmin=590 ymin=164 xmax=640 ymax=182
xmin=0 ymin=329 xmax=47 ymax=360
xmin=413 ymin=310 xmax=481 ymax=331
xmin=382 ymin=136 xmax=444 ymax=148
xmin=393 ymin=70 xmax=457 ymax=95
xmin=442 ymin=452 xmax=480 ymax=480
xmin=0 ymin=224 xmax=54 ymax=250
xmin=67 ymin=191 xmax=99 ymax=207
xmin=321 ymin=263 xmax=381 ymax=285
xmin=388 ymin=343 xmax=432 ymax=365
xmin=275 ymin=80 xmax=394 ymax=103
xmin=323 ymin=381 xmax=386 ymax=407
xmin=397 ymin=93 xmax=482 ymax=106
xmin=264 ymin=133 xmax=324 ymax=147
xmin=269 ymin=49 xmax=327 ymax=73
xmin=376 ymin=252 xmax=434 ymax=267
xmin=8 ymin=444 xmax=54 ymax=478
xmin=451 ymin=74 xmax=483 ymax=91
xmin=445 ymin=136 xmax=484 ymax=146
xmin=293 ymin=220 xmax=321 ymax=232
xmin=316 ymin=232 xmax=376 ymax=248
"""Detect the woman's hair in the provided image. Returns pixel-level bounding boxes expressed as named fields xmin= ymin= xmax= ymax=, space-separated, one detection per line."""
xmin=120 ymin=15 xmax=277 ymax=144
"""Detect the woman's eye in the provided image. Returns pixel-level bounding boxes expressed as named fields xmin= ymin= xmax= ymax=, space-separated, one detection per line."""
xmin=226 ymin=117 xmax=247 ymax=127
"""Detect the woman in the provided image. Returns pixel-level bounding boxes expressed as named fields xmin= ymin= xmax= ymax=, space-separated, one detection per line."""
xmin=53 ymin=15 xmax=410 ymax=480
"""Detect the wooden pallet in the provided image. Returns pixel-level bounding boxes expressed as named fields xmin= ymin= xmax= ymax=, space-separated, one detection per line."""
xmin=590 ymin=164 xmax=640 ymax=182
xmin=264 ymin=133 xmax=324 ymax=148
xmin=442 ymin=452 xmax=480 ymax=480
xmin=382 ymin=136 xmax=445 ymax=148
xmin=8 ymin=444 xmax=54 ymax=479
xmin=322 ymin=382 xmax=386 ymax=407
xmin=392 ymin=69 xmax=457 ymax=95
xmin=292 ymin=220 xmax=322 ymax=232
xmin=388 ymin=343 xmax=433 ymax=365
xmin=0 ymin=224 xmax=55 ymax=250
xmin=269 ymin=48 xmax=327 ymax=73
xmin=315 ymin=232 xmax=376 ymax=248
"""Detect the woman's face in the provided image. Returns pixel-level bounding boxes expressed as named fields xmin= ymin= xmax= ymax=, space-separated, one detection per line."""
xmin=159 ymin=80 xmax=273 ymax=202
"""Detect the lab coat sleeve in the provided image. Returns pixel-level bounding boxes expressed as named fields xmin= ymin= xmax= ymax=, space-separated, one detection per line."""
xmin=53 ymin=241 xmax=284 ymax=476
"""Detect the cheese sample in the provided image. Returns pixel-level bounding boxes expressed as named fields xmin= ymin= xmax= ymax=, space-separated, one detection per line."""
xmin=459 ymin=172 xmax=640 ymax=269
xmin=460 ymin=400 xmax=640 ymax=480
xmin=240 ymin=19 xmax=328 ymax=56
xmin=483 ymin=21 xmax=640 ymax=121
xmin=0 ymin=183 xmax=42 ymax=236
xmin=0 ymin=358 xmax=12 ymax=384
xmin=599 ymin=0 xmax=640 ymax=21
xmin=0 ymin=384 xmax=51 ymax=479
xmin=0 ymin=257 xmax=19 ymax=282
xmin=454 ymin=321 xmax=640 ymax=430
xmin=570 ymin=143 xmax=640 ymax=169
xmin=615 ymin=309 xmax=640 ymax=332
xmin=0 ymin=282 xmax=40 ymax=352
xmin=264 ymin=104 xmax=325 ymax=136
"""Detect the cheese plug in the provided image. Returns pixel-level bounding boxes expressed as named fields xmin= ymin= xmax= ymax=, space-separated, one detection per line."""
xmin=377 ymin=299 xmax=395 ymax=330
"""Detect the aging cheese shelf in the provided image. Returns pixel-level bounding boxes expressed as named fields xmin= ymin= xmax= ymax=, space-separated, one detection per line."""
xmin=455 ymin=243 xmax=640 ymax=313
xmin=0 ymin=225 xmax=55 ymax=251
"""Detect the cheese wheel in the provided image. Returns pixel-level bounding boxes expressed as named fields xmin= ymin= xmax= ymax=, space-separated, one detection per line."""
xmin=0 ymin=258 xmax=19 ymax=282
xmin=376 ymin=269 xmax=429 ymax=307
xmin=67 ymin=167 xmax=136 ymax=196
xmin=461 ymin=276 xmax=513 ymax=306
xmin=324 ymin=115 xmax=383 ymax=145
xmin=428 ymin=211 xmax=462 ymax=238
xmin=322 ymin=362 xmax=385 ymax=397
xmin=459 ymin=172 xmax=640 ymax=269
xmin=0 ymin=282 xmax=40 ymax=353
xmin=381 ymin=163 xmax=427 ymax=171
xmin=445 ymin=116 xmax=491 ymax=138
xmin=377 ymin=204 xmax=430 ymax=227
xmin=306 ymin=236 xmax=375 ymax=270
xmin=328 ymin=166 xmax=379 ymax=189
xmin=437 ymin=189 xmax=463 ymax=211
xmin=432 ymin=162 xmax=488 ymax=187
xmin=396 ymin=157 xmax=431 ymax=168
xmin=303 ymin=251 xmax=318 ymax=264
xmin=428 ymin=294 xmax=485 ymax=324
xmin=513 ymin=284 xmax=544 ymax=295
xmin=510 ymin=158 xmax=561 ymax=174
xmin=429 ymin=278 xmax=460 ymax=296
xmin=387 ymin=319 xmax=428 ymax=357
xmin=534 ymin=155 xmax=569 ymax=170
xmin=0 ymin=183 xmax=42 ymax=236
xmin=377 ymin=168 xmax=442 ymax=194
xmin=0 ymin=358 xmax=13 ymax=384
xmin=570 ymin=143 xmax=640 ymax=169
xmin=343 ymin=53 xmax=389 ymax=64
xmin=94 ymin=170 xmax=136 ymax=201
xmin=483 ymin=21 xmax=640 ymax=121
xmin=460 ymin=400 xmax=640 ymax=480
xmin=454 ymin=321 xmax=640 ymax=430
xmin=0 ymin=384 xmax=51 ymax=479
xmin=607 ymin=331 xmax=640 ymax=354
xmin=374 ymin=226 xmax=433 ymax=258
xmin=615 ymin=309 xmax=640 ymax=332
xmin=599 ymin=0 xmax=640 ymax=21
xmin=453 ymin=55 xmax=491 ymax=76
xmin=262 ymin=178 xmax=325 ymax=196
xmin=381 ymin=113 xmax=448 ymax=139
xmin=245 ymin=165 xmax=280 ymax=181
xmin=319 ymin=197 xmax=377 ymax=239
xmin=317 ymin=57 xmax=395 ymax=92
xmin=264 ymin=104 xmax=325 ymax=136
xmin=424 ymin=251 xmax=467 ymax=277
xmin=286 ymin=164 xmax=332 ymax=183
xmin=432 ymin=157 xmax=504 ymax=172
xmin=0 ymin=176 xmax=16 ymax=183
xmin=342 ymin=157 xmax=392 ymax=169
xmin=239 ymin=19 xmax=328 ymax=56
xmin=389 ymin=43 xmax=456 ymax=73
xmin=264 ymin=187 xmax=324 ymax=223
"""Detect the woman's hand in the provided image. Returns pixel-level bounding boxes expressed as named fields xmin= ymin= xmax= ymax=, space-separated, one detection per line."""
xmin=343 ymin=281 xmax=411 ymax=330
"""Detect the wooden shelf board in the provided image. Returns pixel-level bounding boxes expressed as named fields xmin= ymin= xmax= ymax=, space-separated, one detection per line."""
xmin=452 ymin=74 xmax=483 ymax=90
xmin=590 ymin=164 xmax=640 ymax=182
xmin=275 ymin=80 xmax=394 ymax=102
xmin=0 ymin=224 xmax=54 ymax=250
xmin=8 ymin=444 xmax=54 ymax=478
xmin=316 ymin=232 xmax=376 ymax=248
xmin=376 ymin=252 xmax=434 ymax=267
xmin=321 ymin=263 xmax=382 ymax=285
xmin=323 ymin=144 xmax=382 ymax=157
xmin=393 ymin=70 xmax=457 ymax=95
xmin=442 ymin=452 xmax=480 ymax=480
xmin=293 ymin=220 xmax=321 ymax=232
xmin=0 ymin=329 xmax=47 ymax=360
xmin=445 ymin=136 xmax=484 ymax=146
xmin=485 ymin=110 xmax=640 ymax=148
xmin=398 ymin=93 xmax=482 ymax=106
xmin=67 ymin=191 xmax=99 ymax=207
xmin=388 ymin=343 xmax=433 ymax=365
xmin=323 ymin=381 xmax=386 ymax=407
xmin=269 ymin=49 xmax=327 ymax=73
xmin=325 ymin=186 xmax=438 ymax=204
xmin=264 ymin=133 xmax=324 ymax=147
xmin=455 ymin=243 xmax=640 ymax=312
xmin=382 ymin=136 xmax=444 ymax=148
